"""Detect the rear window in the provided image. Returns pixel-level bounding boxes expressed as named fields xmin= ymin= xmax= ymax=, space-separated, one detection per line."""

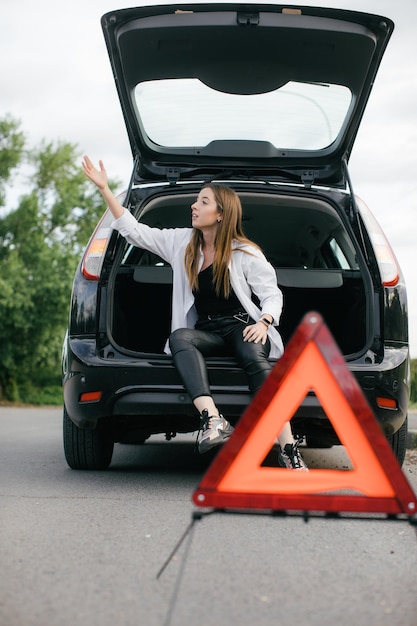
xmin=134 ymin=79 xmax=352 ymax=151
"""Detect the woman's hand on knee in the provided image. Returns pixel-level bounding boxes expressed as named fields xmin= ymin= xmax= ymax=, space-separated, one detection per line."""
xmin=242 ymin=321 xmax=268 ymax=344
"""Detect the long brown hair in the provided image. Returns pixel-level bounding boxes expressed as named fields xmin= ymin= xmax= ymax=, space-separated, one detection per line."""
xmin=184 ymin=183 xmax=258 ymax=298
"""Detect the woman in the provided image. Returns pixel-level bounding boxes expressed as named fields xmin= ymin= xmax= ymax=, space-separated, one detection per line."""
xmin=82 ymin=156 xmax=307 ymax=470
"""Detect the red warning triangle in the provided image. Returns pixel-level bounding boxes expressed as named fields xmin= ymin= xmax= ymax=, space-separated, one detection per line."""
xmin=193 ymin=312 xmax=417 ymax=515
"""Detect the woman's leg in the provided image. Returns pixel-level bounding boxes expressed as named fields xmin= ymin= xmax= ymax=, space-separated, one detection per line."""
xmin=226 ymin=322 xmax=307 ymax=469
xmin=169 ymin=327 xmax=234 ymax=453
xmin=193 ymin=395 xmax=218 ymax=416
xmin=169 ymin=327 xmax=225 ymax=403
xmin=225 ymin=320 xmax=271 ymax=395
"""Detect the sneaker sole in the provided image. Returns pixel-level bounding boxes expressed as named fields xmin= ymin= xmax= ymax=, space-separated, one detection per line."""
xmin=198 ymin=432 xmax=233 ymax=454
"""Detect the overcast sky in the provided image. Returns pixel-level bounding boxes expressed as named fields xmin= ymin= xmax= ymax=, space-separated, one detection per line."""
xmin=1 ymin=0 xmax=417 ymax=356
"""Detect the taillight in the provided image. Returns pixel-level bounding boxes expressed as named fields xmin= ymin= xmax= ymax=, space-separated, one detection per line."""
xmin=356 ymin=196 xmax=400 ymax=287
xmin=81 ymin=209 xmax=114 ymax=280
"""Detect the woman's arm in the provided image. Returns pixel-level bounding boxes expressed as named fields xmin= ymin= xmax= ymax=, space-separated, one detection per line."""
xmin=82 ymin=155 xmax=124 ymax=219
xmin=82 ymin=155 xmax=193 ymax=264
xmin=242 ymin=248 xmax=283 ymax=323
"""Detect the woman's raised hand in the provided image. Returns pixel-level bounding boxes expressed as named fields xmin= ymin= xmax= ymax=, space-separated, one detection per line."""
xmin=82 ymin=155 xmax=124 ymax=219
xmin=82 ymin=155 xmax=108 ymax=190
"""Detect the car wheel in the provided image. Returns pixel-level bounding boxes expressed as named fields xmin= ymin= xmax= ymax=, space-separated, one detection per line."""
xmin=386 ymin=415 xmax=408 ymax=467
xmin=63 ymin=406 xmax=114 ymax=470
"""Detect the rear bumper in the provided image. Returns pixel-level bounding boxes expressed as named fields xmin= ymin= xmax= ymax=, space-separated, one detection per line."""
xmin=63 ymin=337 xmax=409 ymax=437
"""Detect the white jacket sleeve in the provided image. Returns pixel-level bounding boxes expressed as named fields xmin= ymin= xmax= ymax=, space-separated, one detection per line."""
xmin=111 ymin=208 xmax=192 ymax=265
xmin=241 ymin=247 xmax=283 ymax=324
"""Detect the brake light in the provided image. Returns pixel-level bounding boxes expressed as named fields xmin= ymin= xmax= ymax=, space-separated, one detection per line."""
xmin=81 ymin=209 xmax=114 ymax=280
xmin=355 ymin=197 xmax=400 ymax=287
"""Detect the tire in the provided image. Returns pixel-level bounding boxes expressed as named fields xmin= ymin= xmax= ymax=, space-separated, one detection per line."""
xmin=63 ymin=407 xmax=114 ymax=470
xmin=386 ymin=415 xmax=408 ymax=467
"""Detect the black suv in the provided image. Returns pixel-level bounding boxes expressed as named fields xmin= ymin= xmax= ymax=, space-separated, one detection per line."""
xmin=62 ymin=4 xmax=409 ymax=469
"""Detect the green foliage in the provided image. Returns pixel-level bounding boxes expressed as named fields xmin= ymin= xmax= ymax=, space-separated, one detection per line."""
xmin=19 ymin=384 xmax=63 ymax=406
xmin=0 ymin=115 xmax=25 ymax=206
xmin=0 ymin=116 xmax=119 ymax=402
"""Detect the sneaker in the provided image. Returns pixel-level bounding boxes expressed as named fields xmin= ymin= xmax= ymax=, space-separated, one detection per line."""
xmin=278 ymin=441 xmax=308 ymax=471
xmin=197 ymin=409 xmax=234 ymax=454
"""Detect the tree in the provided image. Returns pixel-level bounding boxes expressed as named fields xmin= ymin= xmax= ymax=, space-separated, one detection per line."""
xmin=0 ymin=117 xmax=116 ymax=401
xmin=0 ymin=115 xmax=25 ymax=207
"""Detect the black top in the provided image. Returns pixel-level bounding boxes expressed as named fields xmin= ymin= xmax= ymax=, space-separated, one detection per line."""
xmin=193 ymin=265 xmax=241 ymax=317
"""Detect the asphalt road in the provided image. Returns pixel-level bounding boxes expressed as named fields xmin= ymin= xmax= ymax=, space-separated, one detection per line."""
xmin=1 ymin=407 xmax=417 ymax=626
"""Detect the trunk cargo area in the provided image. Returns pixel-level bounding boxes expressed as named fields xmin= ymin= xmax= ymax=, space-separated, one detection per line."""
xmin=110 ymin=189 xmax=369 ymax=359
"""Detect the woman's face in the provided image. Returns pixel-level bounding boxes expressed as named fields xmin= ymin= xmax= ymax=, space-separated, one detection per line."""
xmin=191 ymin=187 xmax=222 ymax=231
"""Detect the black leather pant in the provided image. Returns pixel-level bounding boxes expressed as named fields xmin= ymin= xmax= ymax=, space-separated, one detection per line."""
xmin=169 ymin=314 xmax=272 ymax=401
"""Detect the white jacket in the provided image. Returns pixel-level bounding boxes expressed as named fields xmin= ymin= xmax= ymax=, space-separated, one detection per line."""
xmin=112 ymin=209 xmax=284 ymax=358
